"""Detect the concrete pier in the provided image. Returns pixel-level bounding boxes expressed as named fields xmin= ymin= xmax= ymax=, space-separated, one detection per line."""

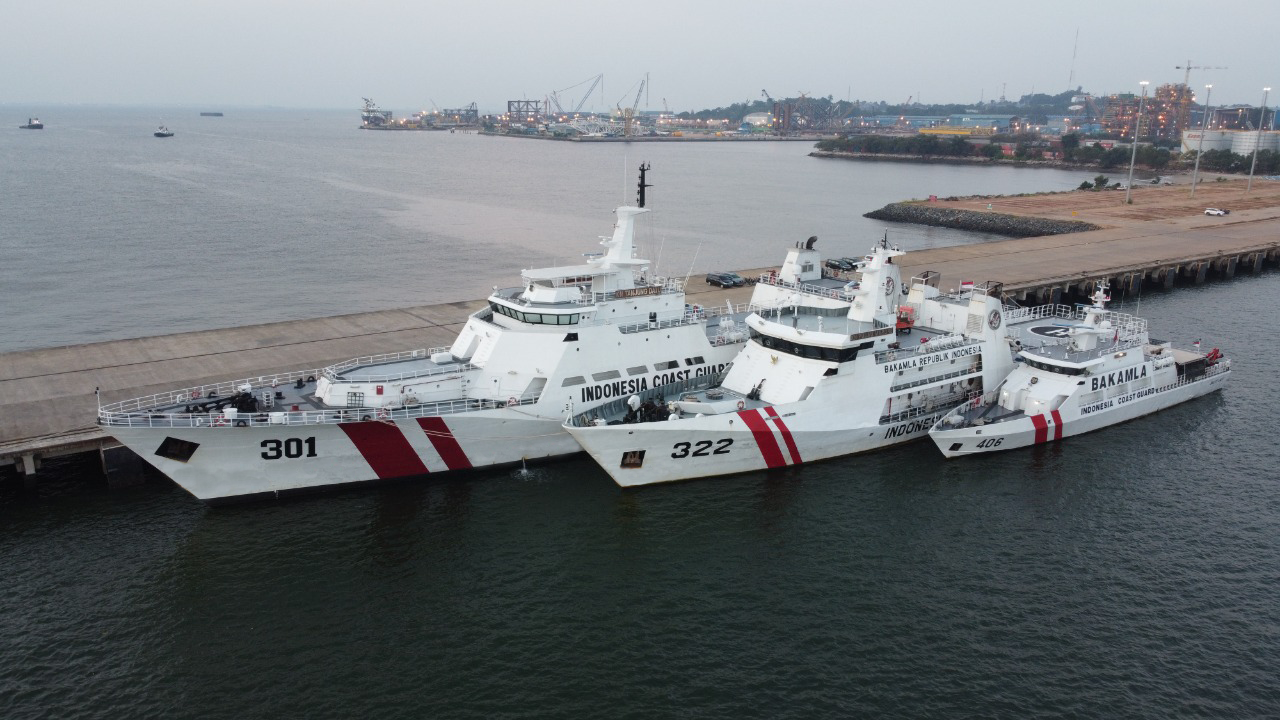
xmin=3 ymin=179 xmax=1278 ymax=480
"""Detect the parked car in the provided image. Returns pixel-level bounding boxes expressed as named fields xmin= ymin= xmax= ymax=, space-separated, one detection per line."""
xmin=1204 ymin=208 xmax=1229 ymax=216
xmin=706 ymin=271 xmax=744 ymax=287
xmin=824 ymin=257 xmax=856 ymax=271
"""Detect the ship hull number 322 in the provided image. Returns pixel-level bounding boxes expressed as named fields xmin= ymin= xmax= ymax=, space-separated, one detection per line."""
xmin=671 ymin=439 xmax=733 ymax=458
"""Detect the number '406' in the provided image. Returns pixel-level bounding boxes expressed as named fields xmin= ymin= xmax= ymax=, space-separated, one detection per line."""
xmin=261 ymin=437 xmax=317 ymax=459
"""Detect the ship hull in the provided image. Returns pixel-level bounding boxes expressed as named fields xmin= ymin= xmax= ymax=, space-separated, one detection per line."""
xmin=931 ymin=367 xmax=1230 ymax=458
xmin=567 ymin=406 xmax=948 ymax=487
xmin=109 ymin=411 xmax=580 ymax=502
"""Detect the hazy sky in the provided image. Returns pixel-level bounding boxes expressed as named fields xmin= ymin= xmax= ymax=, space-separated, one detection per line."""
xmin=4 ymin=0 xmax=1275 ymax=112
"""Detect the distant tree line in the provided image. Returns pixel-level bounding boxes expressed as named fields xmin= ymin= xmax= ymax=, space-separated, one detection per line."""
xmin=1182 ymin=148 xmax=1280 ymax=174
xmin=815 ymin=134 xmax=987 ymax=157
xmin=815 ymin=131 xmax=1183 ymax=168
xmin=683 ymin=89 xmax=1084 ymax=124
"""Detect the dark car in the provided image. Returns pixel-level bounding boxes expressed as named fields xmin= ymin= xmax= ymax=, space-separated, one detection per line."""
xmin=706 ymin=272 xmax=745 ymax=287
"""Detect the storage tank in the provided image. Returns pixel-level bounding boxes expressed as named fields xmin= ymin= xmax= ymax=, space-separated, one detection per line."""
xmin=1181 ymin=130 xmax=1232 ymax=153
xmin=1230 ymin=131 xmax=1280 ymax=155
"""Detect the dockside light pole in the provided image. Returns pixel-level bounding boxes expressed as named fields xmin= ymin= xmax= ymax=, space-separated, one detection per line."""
xmin=1125 ymin=81 xmax=1149 ymax=205
xmin=1190 ymin=84 xmax=1213 ymax=198
xmin=1246 ymin=87 xmax=1271 ymax=193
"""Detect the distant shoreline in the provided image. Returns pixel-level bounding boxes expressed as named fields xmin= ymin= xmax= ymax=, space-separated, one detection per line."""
xmin=809 ymin=149 xmax=1170 ymax=177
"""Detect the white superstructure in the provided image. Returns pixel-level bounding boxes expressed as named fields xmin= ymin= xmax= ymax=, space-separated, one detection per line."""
xmin=564 ymin=238 xmax=1038 ymax=487
xmin=99 ymin=165 xmax=763 ymax=502
xmin=929 ymin=280 xmax=1230 ymax=457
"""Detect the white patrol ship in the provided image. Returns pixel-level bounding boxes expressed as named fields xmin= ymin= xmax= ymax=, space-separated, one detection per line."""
xmin=929 ymin=280 xmax=1230 ymax=457
xmin=99 ymin=164 xmax=774 ymax=503
xmin=563 ymin=237 xmax=1041 ymax=487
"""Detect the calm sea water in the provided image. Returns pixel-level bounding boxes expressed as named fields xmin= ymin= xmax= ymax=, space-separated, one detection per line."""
xmin=2 ymin=106 xmax=1092 ymax=353
xmin=2 ymin=107 xmax=1277 ymax=718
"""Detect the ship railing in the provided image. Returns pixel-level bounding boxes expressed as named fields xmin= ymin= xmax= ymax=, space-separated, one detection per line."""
xmin=616 ymin=301 xmax=756 ymax=335
xmin=1014 ymin=333 xmax=1147 ymax=360
xmin=98 ymin=392 xmax=545 ymax=428
xmin=98 ymin=368 xmax=325 ymax=415
xmin=322 ymin=348 xmax=476 ymax=383
xmin=889 ymin=363 xmax=983 ymax=393
xmin=1084 ymin=359 xmax=1231 ymax=408
xmin=754 ymin=272 xmax=859 ymax=302
xmin=565 ymin=371 xmax=728 ymax=428
xmin=582 ymin=277 xmax=684 ymax=305
xmin=1007 ymin=304 xmax=1149 ymax=334
xmin=325 ymin=347 xmax=449 ymax=375
xmin=874 ymin=334 xmax=978 ymax=364
xmin=851 ymin=322 xmax=896 ymax=342
xmin=878 ymin=388 xmax=973 ymax=425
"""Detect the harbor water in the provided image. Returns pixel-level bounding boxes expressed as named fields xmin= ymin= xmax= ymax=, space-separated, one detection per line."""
xmin=2 ymin=107 xmax=1277 ymax=718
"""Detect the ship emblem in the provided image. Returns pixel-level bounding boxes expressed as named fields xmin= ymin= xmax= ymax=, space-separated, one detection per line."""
xmin=770 ymin=354 xmax=779 ymax=364
xmin=884 ymin=277 xmax=895 ymax=297
xmin=988 ymin=310 xmax=1002 ymax=330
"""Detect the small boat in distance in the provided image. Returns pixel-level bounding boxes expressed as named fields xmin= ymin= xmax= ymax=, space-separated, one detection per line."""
xmin=200 ymin=112 xmax=223 ymax=117
xmin=19 ymin=117 xmax=43 ymax=129
xmin=154 ymin=125 xmax=174 ymax=138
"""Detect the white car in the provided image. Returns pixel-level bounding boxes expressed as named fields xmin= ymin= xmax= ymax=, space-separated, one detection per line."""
xmin=1204 ymin=208 xmax=1229 ymax=216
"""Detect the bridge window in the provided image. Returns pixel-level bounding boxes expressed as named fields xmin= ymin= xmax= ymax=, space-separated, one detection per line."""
xmin=749 ymin=329 xmax=862 ymax=363
xmin=488 ymin=302 xmax=578 ymax=326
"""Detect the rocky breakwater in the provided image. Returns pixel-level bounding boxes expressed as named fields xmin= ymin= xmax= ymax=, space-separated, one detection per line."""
xmin=864 ymin=202 xmax=1100 ymax=238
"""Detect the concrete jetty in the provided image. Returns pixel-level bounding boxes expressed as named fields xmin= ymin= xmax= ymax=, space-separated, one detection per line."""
xmin=3 ymin=179 xmax=1278 ymax=480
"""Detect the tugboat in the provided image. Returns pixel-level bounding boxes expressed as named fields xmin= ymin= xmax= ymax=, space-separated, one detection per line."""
xmin=564 ymin=237 xmax=1040 ymax=487
xmin=19 ymin=117 xmax=43 ymax=129
xmin=154 ymin=125 xmax=174 ymax=137
xmin=929 ymin=279 xmax=1230 ymax=457
xmin=98 ymin=164 xmax=773 ymax=503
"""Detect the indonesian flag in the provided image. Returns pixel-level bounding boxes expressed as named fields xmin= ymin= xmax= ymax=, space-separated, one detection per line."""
xmin=960 ymin=280 xmax=974 ymax=292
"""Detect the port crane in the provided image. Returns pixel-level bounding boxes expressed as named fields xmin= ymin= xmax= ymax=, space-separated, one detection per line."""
xmin=549 ymin=73 xmax=603 ymax=117
xmin=619 ymin=77 xmax=646 ymax=136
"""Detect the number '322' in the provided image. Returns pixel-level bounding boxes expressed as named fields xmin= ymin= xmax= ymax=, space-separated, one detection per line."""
xmin=671 ymin=439 xmax=733 ymax=458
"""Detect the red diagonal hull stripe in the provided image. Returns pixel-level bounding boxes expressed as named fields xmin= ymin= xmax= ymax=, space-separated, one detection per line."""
xmin=1050 ymin=410 xmax=1064 ymax=441
xmin=739 ymin=409 xmax=786 ymax=468
xmin=764 ymin=406 xmax=802 ymax=465
xmin=416 ymin=417 xmax=473 ymax=470
xmin=1030 ymin=414 xmax=1048 ymax=445
xmin=339 ymin=421 xmax=429 ymax=479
